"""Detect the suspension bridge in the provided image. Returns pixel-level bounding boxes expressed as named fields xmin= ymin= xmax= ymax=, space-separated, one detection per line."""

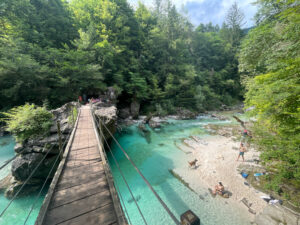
xmin=0 ymin=105 xmax=199 ymax=225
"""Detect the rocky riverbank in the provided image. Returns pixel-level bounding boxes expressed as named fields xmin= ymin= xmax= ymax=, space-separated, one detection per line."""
xmin=0 ymin=102 xmax=79 ymax=198
xmin=0 ymin=101 xmax=119 ymax=199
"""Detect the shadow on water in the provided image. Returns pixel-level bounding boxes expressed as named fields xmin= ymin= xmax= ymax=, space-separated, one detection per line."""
xmin=160 ymin=181 xmax=190 ymax=216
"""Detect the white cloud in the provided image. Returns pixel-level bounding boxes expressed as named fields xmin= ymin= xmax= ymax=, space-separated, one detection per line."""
xmin=128 ymin=0 xmax=257 ymax=28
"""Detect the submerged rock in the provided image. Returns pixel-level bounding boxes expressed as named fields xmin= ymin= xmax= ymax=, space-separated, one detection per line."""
xmin=138 ymin=123 xmax=151 ymax=143
xmin=0 ymin=174 xmax=12 ymax=192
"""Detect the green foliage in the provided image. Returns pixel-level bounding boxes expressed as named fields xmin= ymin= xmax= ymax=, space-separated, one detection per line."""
xmin=2 ymin=104 xmax=53 ymax=142
xmin=68 ymin=106 xmax=78 ymax=126
xmin=0 ymin=0 xmax=245 ymax=113
xmin=240 ymin=0 xmax=300 ymax=193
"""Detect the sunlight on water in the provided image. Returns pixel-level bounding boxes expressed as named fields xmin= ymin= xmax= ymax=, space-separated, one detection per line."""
xmin=0 ymin=136 xmax=46 ymax=225
xmin=108 ymin=117 xmax=251 ymax=225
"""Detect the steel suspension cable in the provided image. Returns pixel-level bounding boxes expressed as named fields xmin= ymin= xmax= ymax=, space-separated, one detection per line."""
xmin=99 ymin=135 xmax=132 ymax=225
xmin=92 ymin=112 xmax=141 ymax=225
xmin=94 ymin=118 xmax=136 ymax=225
xmin=97 ymin=117 xmax=181 ymax=225
xmin=0 ymin=138 xmax=60 ymax=217
xmin=0 ymin=148 xmax=28 ymax=171
xmin=112 ymin=176 xmax=133 ymax=225
xmin=23 ymin=130 xmax=72 ymax=225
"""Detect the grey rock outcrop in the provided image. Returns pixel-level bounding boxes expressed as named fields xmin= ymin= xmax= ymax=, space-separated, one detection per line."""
xmin=1 ymin=102 xmax=79 ymax=198
xmin=93 ymin=105 xmax=118 ymax=141
xmin=11 ymin=153 xmax=58 ymax=181
xmin=177 ymin=108 xmax=197 ymax=120
xmin=148 ymin=117 xmax=162 ymax=129
xmin=149 ymin=117 xmax=161 ymax=128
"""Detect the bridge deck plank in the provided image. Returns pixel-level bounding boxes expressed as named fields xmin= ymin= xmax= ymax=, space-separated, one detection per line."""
xmin=41 ymin=106 xmax=121 ymax=225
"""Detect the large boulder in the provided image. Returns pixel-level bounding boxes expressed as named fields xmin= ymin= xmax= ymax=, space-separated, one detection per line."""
xmin=2 ymin=102 xmax=77 ymax=198
xmin=94 ymin=106 xmax=117 ymax=140
xmin=51 ymin=102 xmax=79 ymax=123
xmin=177 ymin=108 xmax=197 ymax=120
xmin=11 ymin=153 xmax=58 ymax=181
xmin=130 ymin=101 xmax=140 ymax=119
xmin=148 ymin=117 xmax=161 ymax=129
xmin=4 ymin=178 xmax=41 ymax=198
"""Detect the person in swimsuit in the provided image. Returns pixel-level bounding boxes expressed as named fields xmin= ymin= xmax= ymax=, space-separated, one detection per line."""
xmin=237 ymin=143 xmax=246 ymax=162
xmin=213 ymin=182 xmax=225 ymax=195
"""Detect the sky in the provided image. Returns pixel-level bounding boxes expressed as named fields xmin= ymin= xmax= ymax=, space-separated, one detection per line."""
xmin=128 ymin=0 xmax=257 ymax=28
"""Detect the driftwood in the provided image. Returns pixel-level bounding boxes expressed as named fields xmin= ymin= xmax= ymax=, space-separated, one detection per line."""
xmin=241 ymin=197 xmax=256 ymax=214
xmin=233 ymin=115 xmax=245 ymax=128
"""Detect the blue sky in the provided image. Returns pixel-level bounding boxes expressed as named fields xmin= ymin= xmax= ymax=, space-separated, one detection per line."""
xmin=128 ymin=0 xmax=257 ymax=28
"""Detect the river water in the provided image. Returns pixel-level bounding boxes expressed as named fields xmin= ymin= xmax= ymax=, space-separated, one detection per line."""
xmin=0 ymin=136 xmax=46 ymax=225
xmin=108 ymin=117 xmax=251 ymax=225
xmin=0 ymin=116 xmax=251 ymax=225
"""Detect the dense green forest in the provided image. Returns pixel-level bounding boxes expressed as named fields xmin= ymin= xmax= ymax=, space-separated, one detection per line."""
xmin=240 ymin=0 xmax=300 ymax=200
xmin=0 ymin=0 xmax=245 ymax=112
xmin=0 ymin=0 xmax=299 ymax=203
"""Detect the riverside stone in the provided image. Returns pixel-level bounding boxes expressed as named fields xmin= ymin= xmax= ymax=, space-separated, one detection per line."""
xmin=148 ymin=117 xmax=161 ymax=129
xmin=11 ymin=153 xmax=58 ymax=181
xmin=177 ymin=108 xmax=197 ymax=119
xmin=0 ymin=102 xmax=78 ymax=197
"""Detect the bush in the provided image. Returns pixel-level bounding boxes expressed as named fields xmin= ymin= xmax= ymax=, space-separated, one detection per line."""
xmin=2 ymin=104 xmax=53 ymax=142
xmin=68 ymin=106 xmax=78 ymax=126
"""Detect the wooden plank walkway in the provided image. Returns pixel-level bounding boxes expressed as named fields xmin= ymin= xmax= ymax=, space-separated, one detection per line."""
xmin=36 ymin=106 xmax=126 ymax=225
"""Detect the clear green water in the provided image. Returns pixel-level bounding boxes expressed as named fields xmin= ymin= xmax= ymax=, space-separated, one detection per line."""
xmin=0 ymin=136 xmax=46 ymax=225
xmin=108 ymin=118 xmax=251 ymax=225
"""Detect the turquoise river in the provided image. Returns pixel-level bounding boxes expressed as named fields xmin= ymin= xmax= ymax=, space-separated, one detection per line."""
xmin=108 ymin=117 xmax=251 ymax=225
xmin=0 ymin=136 xmax=46 ymax=225
xmin=0 ymin=116 xmax=251 ymax=224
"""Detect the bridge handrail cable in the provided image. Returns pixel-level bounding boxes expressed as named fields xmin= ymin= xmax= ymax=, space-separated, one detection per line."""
xmin=92 ymin=112 xmax=143 ymax=225
xmin=0 ymin=106 xmax=80 ymax=223
xmin=23 ymin=128 xmax=73 ymax=224
xmin=93 ymin=112 xmax=181 ymax=225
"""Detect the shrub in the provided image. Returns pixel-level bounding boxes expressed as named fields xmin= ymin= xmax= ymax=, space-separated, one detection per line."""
xmin=2 ymin=104 xmax=53 ymax=142
xmin=68 ymin=106 xmax=78 ymax=126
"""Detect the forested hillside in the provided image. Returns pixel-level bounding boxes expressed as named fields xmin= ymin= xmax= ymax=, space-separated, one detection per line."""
xmin=0 ymin=0 xmax=299 ymax=207
xmin=0 ymin=0 xmax=244 ymax=112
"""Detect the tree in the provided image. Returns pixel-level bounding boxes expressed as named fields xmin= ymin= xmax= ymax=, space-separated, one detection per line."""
xmin=225 ymin=2 xmax=245 ymax=47
xmin=240 ymin=0 xmax=300 ymax=199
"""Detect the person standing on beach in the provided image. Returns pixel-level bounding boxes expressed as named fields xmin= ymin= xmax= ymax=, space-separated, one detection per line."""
xmin=237 ymin=143 xmax=246 ymax=162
